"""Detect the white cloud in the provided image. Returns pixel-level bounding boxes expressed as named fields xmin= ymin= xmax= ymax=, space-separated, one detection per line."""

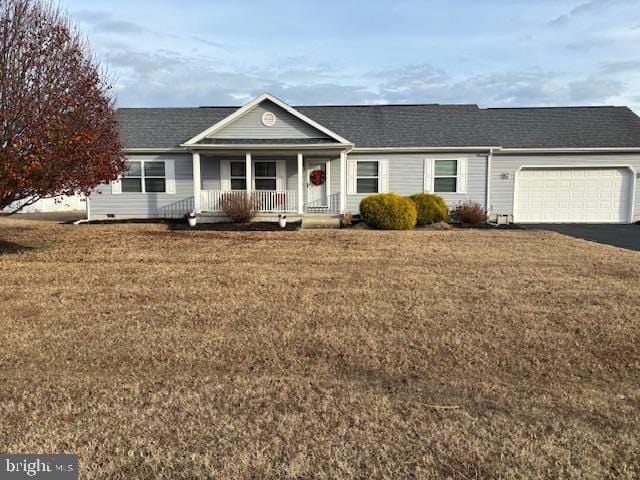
xmin=101 ymin=43 xmax=633 ymax=110
xmin=73 ymin=9 xmax=229 ymax=50
xmin=549 ymin=0 xmax=619 ymax=26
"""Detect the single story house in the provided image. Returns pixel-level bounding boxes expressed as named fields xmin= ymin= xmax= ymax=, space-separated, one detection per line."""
xmin=90 ymin=93 xmax=640 ymax=224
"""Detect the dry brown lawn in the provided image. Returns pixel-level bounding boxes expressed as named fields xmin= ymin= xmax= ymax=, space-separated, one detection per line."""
xmin=0 ymin=218 xmax=639 ymax=479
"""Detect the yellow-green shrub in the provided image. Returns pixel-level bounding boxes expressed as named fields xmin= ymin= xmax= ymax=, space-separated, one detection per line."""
xmin=359 ymin=193 xmax=417 ymax=230
xmin=409 ymin=193 xmax=448 ymax=225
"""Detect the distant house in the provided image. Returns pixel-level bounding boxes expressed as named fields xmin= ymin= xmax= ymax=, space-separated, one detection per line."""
xmin=90 ymin=93 xmax=640 ymax=223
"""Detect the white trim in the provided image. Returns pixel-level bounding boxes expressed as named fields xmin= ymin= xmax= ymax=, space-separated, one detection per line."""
xmin=275 ymin=159 xmax=287 ymax=191
xmin=456 ymin=158 xmax=468 ymax=194
xmin=498 ymin=147 xmax=640 ymax=154
xmin=297 ymin=153 xmax=304 ymax=214
xmin=512 ymin=164 xmax=637 ymax=224
xmin=123 ymin=146 xmax=640 ymax=154
xmin=245 ymin=153 xmax=252 ymax=194
xmin=111 ymin=176 xmax=122 ymax=194
xmin=353 ymin=146 xmax=501 ymax=153
xmin=378 ymin=159 xmax=389 ymax=193
xmin=347 ymin=159 xmax=356 ymax=194
xmin=192 ymin=153 xmax=201 ymax=212
xmin=182 ymin=93 xmax=353 ymax=146
xmin=355 ymin=146 xmax=640 ymax=153
xmin=186 ymin=143 xmax=349 ymax=151
xmin=423 ymin=158 xmax=434 ymax=193
xmin=486 ymin=149 xmax=493 ymax=215
xmin=326 ymin=158 xmax=331 ymax=201
xmin=261 ymin=111 xmax=276 ymax=127
xmin=339 ymin=151 xmax=347 ymax=213
xmin=123 ymin=148 xmax=186 ymax=154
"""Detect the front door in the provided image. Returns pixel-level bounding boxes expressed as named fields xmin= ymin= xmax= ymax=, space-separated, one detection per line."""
xmin=306 ymin=160 xmax=328 ymax=208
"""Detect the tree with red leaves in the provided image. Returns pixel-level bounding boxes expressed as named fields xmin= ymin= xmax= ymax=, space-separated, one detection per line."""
xmin=0 ymin=0 xmax=124 ymax=213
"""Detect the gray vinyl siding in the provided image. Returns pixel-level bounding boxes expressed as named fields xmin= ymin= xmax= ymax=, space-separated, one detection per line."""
xmin=201 ymin=154 xmax=224 ymax=190
xmin=346 ymin=153 xmax=488 ymax=214
xmin=209 ymin=100 xmax=330 ymax=140
xmin=490 ymin=153 xmax=640 ymax=221
xmin=90 ymin=154 xmax=194 ymax=219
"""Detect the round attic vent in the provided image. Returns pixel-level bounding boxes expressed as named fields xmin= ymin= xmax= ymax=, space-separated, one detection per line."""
xmin=261 ymin=111 xmax=276 ymax=127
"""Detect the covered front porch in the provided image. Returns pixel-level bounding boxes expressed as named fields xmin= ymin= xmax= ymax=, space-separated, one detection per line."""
xmin=191 ymin=148 xmax=349 ymax=216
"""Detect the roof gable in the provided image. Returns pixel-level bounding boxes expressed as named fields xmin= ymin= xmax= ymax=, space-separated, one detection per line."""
xmin=182 ymin=93 xmax=352 ymax=146
xmin=208 ymin=99 xmax=332 ymax=141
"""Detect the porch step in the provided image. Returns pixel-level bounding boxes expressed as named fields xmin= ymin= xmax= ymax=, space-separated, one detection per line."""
xmin=301 ymin=215 xmax=341 ymax=229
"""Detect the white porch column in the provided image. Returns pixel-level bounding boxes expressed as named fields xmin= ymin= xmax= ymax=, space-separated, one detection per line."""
xmin=245 ymin=152 xmax=252 ymax=194
xmin=297 ymin=152 xmax=304 ymax=214
xmin=192 ymin=151 xmax=201 ymax=213
xmin=339 ymin=150 xmax=347 ymax=213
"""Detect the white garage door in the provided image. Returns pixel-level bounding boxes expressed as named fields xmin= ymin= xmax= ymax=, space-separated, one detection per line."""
xmin=515 ymin=167 xmax=633 ymax=223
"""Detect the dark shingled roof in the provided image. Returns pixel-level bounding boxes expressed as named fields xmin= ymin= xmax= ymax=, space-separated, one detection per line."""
xmin=117 ymin=104 xmax=640 ymax=150
xmin=482 ymin=106 xmax=640 ymax=148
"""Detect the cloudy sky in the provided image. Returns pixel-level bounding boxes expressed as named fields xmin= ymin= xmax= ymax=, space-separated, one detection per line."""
xmin=61 ymin=0 xmax=640 ymax=110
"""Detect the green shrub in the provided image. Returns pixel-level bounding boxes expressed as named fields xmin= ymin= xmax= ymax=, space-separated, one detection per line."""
xmin=359 ymin=193 xmax=417 ymax=230
xmin=409 ymin=193 xmax=448 ymax=225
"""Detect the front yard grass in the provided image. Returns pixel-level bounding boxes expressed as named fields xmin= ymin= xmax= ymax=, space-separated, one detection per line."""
xmin=0 ymin=218 xmax=638 ymax=478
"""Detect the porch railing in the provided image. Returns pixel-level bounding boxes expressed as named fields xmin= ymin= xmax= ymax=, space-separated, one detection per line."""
xmin=200 ymin=190 xmax=298 ymax=213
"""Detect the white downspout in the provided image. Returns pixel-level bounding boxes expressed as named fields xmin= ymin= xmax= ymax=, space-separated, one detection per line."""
xmin=73 ymin=194 xmax=91 ymax=224
xmin=486 ymin=148 xmax=493 ymax=220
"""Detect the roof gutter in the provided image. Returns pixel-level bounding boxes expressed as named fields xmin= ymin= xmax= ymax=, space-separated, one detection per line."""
xmin=486 ymin=148 xmax=494 ymax=216
xmin=182 ymin=143 xmax=354 ymax=150
xmin=123 ymin=148 xmax=186 ymax=154
xmin=497 ymin=147 xmax=640 ymax=154
xmin=352 ymin=146 xmax=502 ymax=153
xmin=122 ymin=145 xmax=640 ymax=155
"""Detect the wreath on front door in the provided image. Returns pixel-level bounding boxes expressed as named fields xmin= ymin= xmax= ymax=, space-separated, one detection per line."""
xmin=309 ymin=169 xmax=326 ymax=186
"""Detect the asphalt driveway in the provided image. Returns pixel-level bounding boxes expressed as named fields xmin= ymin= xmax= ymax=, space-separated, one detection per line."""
xmin=527 ymin=224 xmax=640 ymax=251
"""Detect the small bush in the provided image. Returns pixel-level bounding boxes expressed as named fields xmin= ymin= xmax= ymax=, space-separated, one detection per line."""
xmin=409 ymin=193 xmax=448 ymax=226
xmin=450 ymin=201 xmax=487 ymax=226
xmin=220 ymin=192 xmax=257 ymax=223
xmin=359 ymin=193 xmax=417 ymax=230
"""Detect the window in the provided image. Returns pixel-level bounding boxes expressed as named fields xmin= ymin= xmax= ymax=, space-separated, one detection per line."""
xmin=122 ymin=161 xmax=167 ymax=193
xmin=122 ymin=161 xmax=142 ymax=193
xmin=144 ymin=161 xmax=166 ymax=192
xmin=357 ymin=161 xmax=379 ymax=193
xmin=434 ymin=160 xmax=457 ymax=193
xmin=230 ymin=161 xmax=246 ymax=190
xmin=254 ymin=161 xmax=277 ymax=190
